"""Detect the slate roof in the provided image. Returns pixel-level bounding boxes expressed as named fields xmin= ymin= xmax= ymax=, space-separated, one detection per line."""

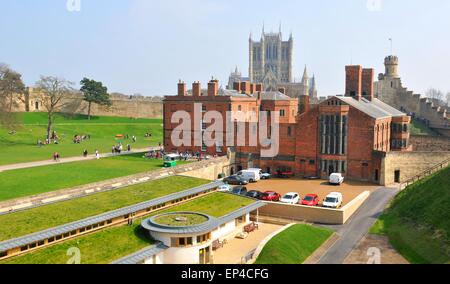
xmin=111 ymin=242 xmax=169 ymax=264
xmin=337 ymin=97 xmax=406 ymax=119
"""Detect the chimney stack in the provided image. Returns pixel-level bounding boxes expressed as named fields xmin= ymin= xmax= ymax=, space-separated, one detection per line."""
xmin=207 ymin=79 xmax=219 ymax=97
xmin=233 ymin=81 xmax=241 ymax=93
xmin=362 ymin=68 xmax=375 ymax=101
xmin=255 ymin=83 xmax=264 ymax=92
xmin=345 ymin=65 xmax=362 ymax=100
xmin=298 ymin=95 xmax=310 ymax=114
xmin=240 ymin=81 xmax=251 ymax=95
xmin=192 ymin=81 xmax=201 ymax=97
xmin=177 ymin=80 xmax=186 ymax=96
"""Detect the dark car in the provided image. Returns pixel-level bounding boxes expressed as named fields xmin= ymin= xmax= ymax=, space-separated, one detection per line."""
xmin=231 ymin=186 xmax=248 ymax=196
xmin=246 ymin=190 xmax=263 ymax=199
xmin=223 ymin=175 xmax=249 ymax=185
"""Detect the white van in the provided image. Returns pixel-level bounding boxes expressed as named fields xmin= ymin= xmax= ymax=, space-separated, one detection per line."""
xmin=329 ymin=173 xmax=344 ymax=185
xmin=246 ymin=168 xmax=264 ymax=180
xmin=322 ymin=192 xmax=343 ymax=208
xmin=237 ymin=170 xmax=260 ymax=183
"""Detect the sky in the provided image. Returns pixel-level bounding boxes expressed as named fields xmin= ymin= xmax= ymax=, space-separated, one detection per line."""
xmin=0 ymin=0 xmax=449 ymax=97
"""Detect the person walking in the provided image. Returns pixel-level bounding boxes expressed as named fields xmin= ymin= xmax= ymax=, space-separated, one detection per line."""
xmin=95 ymin=149 xmax=100 ymax=160
xmin=127 ymin=144 xmax=131 ymax=152
xmin=83 ymin=149 xmax=88 ymax=157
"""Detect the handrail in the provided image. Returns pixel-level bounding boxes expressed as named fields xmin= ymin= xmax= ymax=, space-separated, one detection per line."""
xmin=402 ymin=158 xmax=450 ymax=188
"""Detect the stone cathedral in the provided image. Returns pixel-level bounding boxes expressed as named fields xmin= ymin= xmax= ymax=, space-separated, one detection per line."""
xmin=227 ymin=27 xmax=317 ymax=102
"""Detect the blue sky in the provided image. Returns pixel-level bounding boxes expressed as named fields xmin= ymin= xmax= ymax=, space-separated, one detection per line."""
xmin=1 ymin=0 xmax=449 ymax=97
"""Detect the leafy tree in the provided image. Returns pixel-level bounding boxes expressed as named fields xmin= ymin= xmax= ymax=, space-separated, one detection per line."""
xmin=35 ymin=76 xmax=74 ymax=140
xmin=0 ymin=64 xmax=25 ymax=128
xmin=80 ymin=78 xmax=111 ymax=120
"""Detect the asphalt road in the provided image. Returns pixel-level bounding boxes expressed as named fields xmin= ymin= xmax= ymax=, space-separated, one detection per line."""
xmin=317 ymin=186 xmax=400 ymax=264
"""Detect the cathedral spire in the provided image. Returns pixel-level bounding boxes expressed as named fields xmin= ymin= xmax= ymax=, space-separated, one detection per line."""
xmin=301 ymin=65 xmax=309 ymax=83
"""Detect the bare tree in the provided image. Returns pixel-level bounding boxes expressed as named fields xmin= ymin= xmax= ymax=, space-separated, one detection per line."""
xmin=35 ymin=76 xmax=74 ymax=140
xmin=425 ymin=88 xmax=444 ymax=105
xmin=0 ymin=64 xmax=25 ymax=127
xmin=446 ymin=92 xmax=450 ymax=107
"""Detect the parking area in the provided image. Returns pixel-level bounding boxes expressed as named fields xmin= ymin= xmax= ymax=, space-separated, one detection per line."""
xmin=245 ymin=178 xmax=380 ymax=206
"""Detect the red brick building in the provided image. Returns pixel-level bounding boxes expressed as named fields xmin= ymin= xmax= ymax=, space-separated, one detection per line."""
xmin=163 ymin=65 xmax=411 ymax=183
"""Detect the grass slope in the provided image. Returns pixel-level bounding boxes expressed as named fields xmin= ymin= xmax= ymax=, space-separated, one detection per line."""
xmin=2 ymin=193 xmax=254 ymax=264
xmin=0 ymin=153 xmax=189 ymax=202
xmin=0 ymin=112 xmax=162 ymax=165
xmin=410 ymin=119 xmax=438 ymax=136
xmin=255 ymin=224 xmax=333 ymax=264
xmin=370 ymin=166 xmax=450 ymax=264
xmin=0 ymin=176 xmax=208 ymax=242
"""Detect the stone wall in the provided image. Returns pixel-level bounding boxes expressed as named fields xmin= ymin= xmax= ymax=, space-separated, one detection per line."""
xmin=380 ymin=151 xmax=450 ymax=185
xmin=15 ymin=91 xmax=163 ymax=119
xmin=410 ymin=135 xmax=450 ymax=152
xmin=257 ymin=191 xmax=370 ymax=225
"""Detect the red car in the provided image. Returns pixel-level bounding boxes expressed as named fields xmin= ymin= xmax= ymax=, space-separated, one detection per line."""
xmin=261 ymin=191 xmax=281 ymax=202
xmin=301 ymin=194 xmax=320 ymax=206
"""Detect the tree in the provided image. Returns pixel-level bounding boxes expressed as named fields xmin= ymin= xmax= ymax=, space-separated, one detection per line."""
xmin=0 ymin=64 xmax=26 ymax=128
xmin=80 ymin=78 xmax=111 ymax=120
xmin=446 ymin=92 xmax=450 ymax=107
xmin=35 ymin=76 xmax=74 ymax=140
xmin=425 ymin=88 xmax=444 ymax=105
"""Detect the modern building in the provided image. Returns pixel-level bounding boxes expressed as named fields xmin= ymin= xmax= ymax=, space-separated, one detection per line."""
xmin=113 ymin=201 xmax=265 ymax=264
xmin=164 ymin=65 xmax=412 ymax=184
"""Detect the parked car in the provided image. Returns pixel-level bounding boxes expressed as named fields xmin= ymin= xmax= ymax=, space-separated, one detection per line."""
xmin=260 ymin=172 xmax=271 ymax=180
xmin=329 ymin=173 xmax=344 ymax=185
xmin=322 ymin=192 xmax=343 ymax=208
xmin=237 ymin=170 xmax=260 ymax=183
xmin=223 ymin=175 xmax=249 ymax=185
xmin=217 ymin=184 xmax=233 ymax=192
xmin=261 ymin=191 xmax=282 ymax=202
xmin=301 ymin=194 xmax=320 ymax=206
xmin=280 ymin=192 xmax=300 ymax=204
xmin=246 ymin=190 xmax=264 ymax=199
xmin=231 ymin=186 xmax=248 ymax=196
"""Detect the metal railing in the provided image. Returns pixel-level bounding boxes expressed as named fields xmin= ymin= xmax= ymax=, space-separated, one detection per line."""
xmin=402 ymin=158 xmax=450 ymax=188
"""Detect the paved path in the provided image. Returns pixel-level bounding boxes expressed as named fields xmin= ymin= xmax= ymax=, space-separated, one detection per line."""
xmin=0 ymin=147 xmax=160 ymax=172
xmin=317 ymin=186 xmax=400 ymax=264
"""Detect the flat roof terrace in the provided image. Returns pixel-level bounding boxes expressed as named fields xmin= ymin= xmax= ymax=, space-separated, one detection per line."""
xmin=1 ymin=193 xmax=256 ymax=264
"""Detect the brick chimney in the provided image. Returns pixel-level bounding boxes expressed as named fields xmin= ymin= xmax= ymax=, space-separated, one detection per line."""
xmin=177 ymin=80 xmax=186 ymax=96
xmin=207 ymin=79 xmax=219 ymax=97
xmin=255 ymin=83 xmax=264 ymax=92
xmin=192 ymin=81 xmax=201 ymax=97
xmin=233 ymin=81 xmax=241 ymax=93
xmin=240 ymin=81 xmax=251 ymax=95
xmin=250 ymin=83 xmax=257 ymax=95
xmin=362 ymin=68 xmax=375 ymax=101
xmin=298 ymin=95 xmax=310 ymax=114
xmin=345 ymin=65 xmax=362 ymax=100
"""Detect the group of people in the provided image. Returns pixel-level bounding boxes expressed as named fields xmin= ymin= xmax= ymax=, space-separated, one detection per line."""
xmin=112 ymin=143 xmax=132 ymax=155
xmin=73 ymin=134 xmax=90 ymax=144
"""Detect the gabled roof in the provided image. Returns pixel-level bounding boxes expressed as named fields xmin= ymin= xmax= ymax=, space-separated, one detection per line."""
xmin=336 ymin=96 xmax=406 ymax=119
xmin=261 ymin=91 xmax=293 ymax=101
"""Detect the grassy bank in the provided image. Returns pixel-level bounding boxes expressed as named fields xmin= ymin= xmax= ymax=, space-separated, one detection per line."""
xmin=1 ymin=193 xmax=254 ymax=264
xmin=0 ymin=153 xmax=190 ymax=202
xmin=370 ymin=166 xmax=450 ymax=264
xmin=255 ymin=224 xmax=333 ymax=264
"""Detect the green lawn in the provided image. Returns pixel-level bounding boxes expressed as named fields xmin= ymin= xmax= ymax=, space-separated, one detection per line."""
xmin=255 ymin=224 xmax=333 ymax=264
xmin=0 ymin=153 xmax=190 ymax=202
xmin=370 ymin=166 xmax=450 ymax=264
xmin=0 ymin=112 xmax=162 ymax=165
xmin=1 ymin=193 xmax=254 ymax=264
xmin=0 ymin=176 xmax=209 ymax=242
